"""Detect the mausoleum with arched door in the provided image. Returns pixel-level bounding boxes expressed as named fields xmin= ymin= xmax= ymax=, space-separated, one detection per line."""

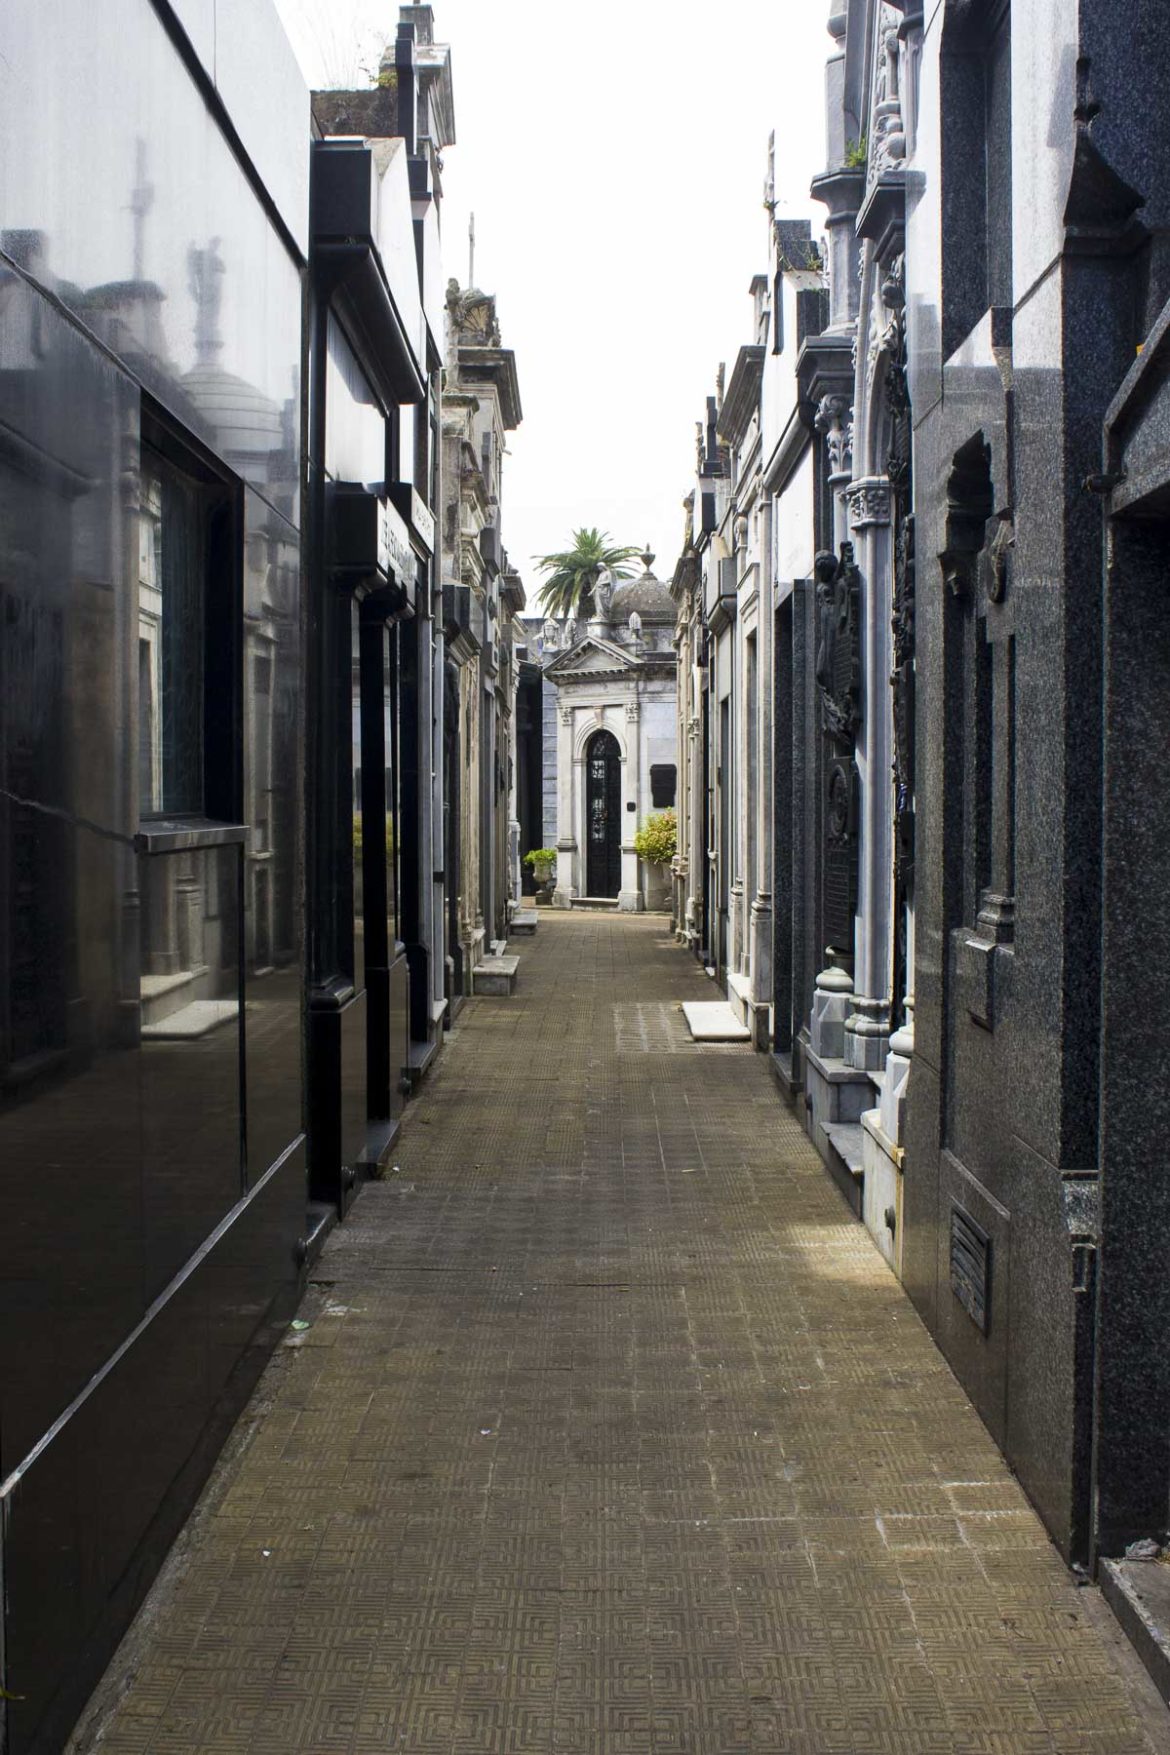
xmin=537 ymin=550 xmax=678 ymax=911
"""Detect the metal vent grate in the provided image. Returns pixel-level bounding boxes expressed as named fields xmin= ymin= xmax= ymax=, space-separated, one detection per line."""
xmin=950 ymin=1205 xmax=992 ymax=1335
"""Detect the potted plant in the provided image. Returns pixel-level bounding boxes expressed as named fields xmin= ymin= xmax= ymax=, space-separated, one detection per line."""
xmin=633 ymin=810 xmax=677 ymax=911
xmin=523 ymin=847 xmax=558 ymax=896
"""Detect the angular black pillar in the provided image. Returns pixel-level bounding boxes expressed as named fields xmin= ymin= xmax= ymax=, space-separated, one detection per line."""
xmin=399 ymin=609 xmax=429 ymax=1042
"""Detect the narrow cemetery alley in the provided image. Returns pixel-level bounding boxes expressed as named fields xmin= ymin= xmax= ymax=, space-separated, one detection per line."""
xmin=73 ymin=913 xmax=1169 ymax=1755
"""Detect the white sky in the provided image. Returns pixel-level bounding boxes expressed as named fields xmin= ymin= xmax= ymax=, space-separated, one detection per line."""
xmin=273 ymin=0 xmax=831 ymax=594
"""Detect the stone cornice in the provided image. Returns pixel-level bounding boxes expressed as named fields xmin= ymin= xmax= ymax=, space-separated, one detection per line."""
xmin=456 ymin=344 xmax=522 ymax=430
xmin=717 ymin=344 xmax=765 ymax=448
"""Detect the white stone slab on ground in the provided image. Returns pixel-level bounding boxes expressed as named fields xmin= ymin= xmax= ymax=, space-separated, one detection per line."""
xmin=682 ymin=1001 xmax=751 ymax=1042
xmin=141 ymin=999 xmax=239 ymax=1040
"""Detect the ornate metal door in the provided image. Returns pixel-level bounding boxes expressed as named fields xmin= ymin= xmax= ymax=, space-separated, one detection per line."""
xmin=815 ymin=544 xmax=861 ymax=964
xmin=585 ymin=729 xmax=621 ymax=897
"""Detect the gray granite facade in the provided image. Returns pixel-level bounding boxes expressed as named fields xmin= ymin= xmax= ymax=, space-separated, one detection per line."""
xmin=674 ymin=0 xmax=1170 ymax=1587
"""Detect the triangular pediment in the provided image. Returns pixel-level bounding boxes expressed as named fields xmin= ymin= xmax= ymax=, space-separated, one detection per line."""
xmin=544 ymin=636 xmax=638 ymax=678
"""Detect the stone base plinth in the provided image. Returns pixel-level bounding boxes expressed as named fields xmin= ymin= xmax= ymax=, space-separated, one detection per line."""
xmin=861 ymin=1105 xmax=902 ymax=1274
xmin=803 ymin=1044 xmax=876 ymax=1193
xmin=471 ymin=955 xmax=519 ymax=996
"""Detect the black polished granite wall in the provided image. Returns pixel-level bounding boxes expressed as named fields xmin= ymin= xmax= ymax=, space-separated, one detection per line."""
xmin=0 ymin=1 xmax=308 ymax=1747
xmin=902 ymin=0 xmax=1170 ymax=1568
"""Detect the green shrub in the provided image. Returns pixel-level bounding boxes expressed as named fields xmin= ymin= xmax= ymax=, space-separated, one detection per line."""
xmin=524 ymin=847 xmax=557 ymax=869
xmin=354 ymin=812 xmax=395 ymax=859
xmin=633 ymin=810 xmax=677 ymax=866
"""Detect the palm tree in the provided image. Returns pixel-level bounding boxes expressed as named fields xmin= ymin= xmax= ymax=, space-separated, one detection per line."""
xmin=534 ymin=528 xmax=639 ymax=620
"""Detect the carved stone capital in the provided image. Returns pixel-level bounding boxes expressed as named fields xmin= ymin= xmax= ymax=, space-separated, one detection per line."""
xmin=815 ymin=393 xmax=854 ymax=482
xmin=625 ymin=701 xmax=640 ymax=722
xmin=846 ymin=476 xmax=892 ymax=528
xmin=560 ymin=706 xmax=573 ymax=726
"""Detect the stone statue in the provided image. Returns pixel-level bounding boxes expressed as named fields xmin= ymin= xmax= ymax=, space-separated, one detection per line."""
xmin=594 ymin=565 xmax=615 ymax=620
xmin=188 ymin=237 xmax=225 ymax=367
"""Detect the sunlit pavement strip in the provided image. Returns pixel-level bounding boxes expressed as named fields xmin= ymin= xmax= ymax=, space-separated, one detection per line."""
xmin=74 ymin=913 xmax=1170 ymax=1754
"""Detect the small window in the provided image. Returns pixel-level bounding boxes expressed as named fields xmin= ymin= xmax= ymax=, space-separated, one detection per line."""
xmin=650 ymin=764 xmax=677 ymax=809
xmin=138 ymin=452 xmax=205 ymax=814
xmin=138 ymin=408 xmax=239 ymax=823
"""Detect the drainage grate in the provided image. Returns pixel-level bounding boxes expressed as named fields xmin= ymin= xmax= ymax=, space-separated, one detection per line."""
xmin=950 ymin=1204 xmax=992 ymax=1335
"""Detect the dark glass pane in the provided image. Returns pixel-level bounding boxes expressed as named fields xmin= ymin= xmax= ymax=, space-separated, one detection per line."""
xmin=242 ymin=491 xmax=303 ymax=1185
xmin=139 ymin=451 xmax=205 ymax=816
xmin=140 ymin=842 xmax=243 ymax=1298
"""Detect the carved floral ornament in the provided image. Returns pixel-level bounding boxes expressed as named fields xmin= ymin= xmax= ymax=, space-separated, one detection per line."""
xmin=815 ymin=394 xmax=854 ymax=481
xmin=846 ymin=477 xmax=892 ymax=528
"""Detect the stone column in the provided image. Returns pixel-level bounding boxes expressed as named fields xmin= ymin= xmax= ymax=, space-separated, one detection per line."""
xmin=844 ymin=476 xmax=894 ymax=1072
xmin=815 ymin=393 xmax=855 ymax=554
xmin=810 ymin=6 xmax=864 ymax=342
xmin=750 ymin=503 xmax=774 ymax=1044
xmin=553 ymin=702 xmax=576 ymax=907
xmin=618 ymin=699 xmax=641 ymax=911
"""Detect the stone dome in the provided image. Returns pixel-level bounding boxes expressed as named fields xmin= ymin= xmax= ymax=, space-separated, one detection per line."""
xmin=610 ymin=548 xmax=675 ymax=623
xmin=182 ymin=366 xmax=285 ymax=464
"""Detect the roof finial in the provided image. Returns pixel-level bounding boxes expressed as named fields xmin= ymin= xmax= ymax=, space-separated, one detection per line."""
xmin=641 ymin=544 xmax=655 ymax=573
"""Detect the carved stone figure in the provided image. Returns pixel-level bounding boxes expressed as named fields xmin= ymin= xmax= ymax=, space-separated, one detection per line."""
xmin=815 ymin=545 xmax=862 ymax=961
xmin=815 ymin=545 xmax=861 ymax=743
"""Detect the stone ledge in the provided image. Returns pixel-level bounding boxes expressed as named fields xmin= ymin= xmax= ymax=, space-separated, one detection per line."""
xmin=472 ymin=955 xmax=519 ymax=996
xmin=1100 ymin=1559 xmax=1170 ymax=1708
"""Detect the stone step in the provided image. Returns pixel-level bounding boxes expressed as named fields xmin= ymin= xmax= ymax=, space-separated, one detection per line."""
xmin=141 ymin=998 xmax=239 ymax=1040
xmin=509 ymin=910 xmax=539 ymax=935
xmin=681 ymin=1001 xmax=751 ymax=1043
xmin=823 ymin=1120 xmax=865 ymax=1187
xmin=140 ymin=965 xmax=207 ymax=1027
xmin=472 ymin=955 xmax=519 ymax=997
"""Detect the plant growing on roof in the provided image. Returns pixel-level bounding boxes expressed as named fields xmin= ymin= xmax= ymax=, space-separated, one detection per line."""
xmin=533 ymin=528 xmax=639 ymax=620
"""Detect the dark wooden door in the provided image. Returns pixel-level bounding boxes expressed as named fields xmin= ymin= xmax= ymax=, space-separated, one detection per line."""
xmin=585 ymin=730 xmax=621 ymax=897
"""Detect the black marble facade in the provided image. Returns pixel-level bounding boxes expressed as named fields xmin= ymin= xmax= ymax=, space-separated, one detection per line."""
xmin=0 ymin=4 xmax=309 ymax=1748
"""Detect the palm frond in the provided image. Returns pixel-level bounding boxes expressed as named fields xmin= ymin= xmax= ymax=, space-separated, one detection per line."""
xmin=533 ymin=527 xmax=640 ymax=617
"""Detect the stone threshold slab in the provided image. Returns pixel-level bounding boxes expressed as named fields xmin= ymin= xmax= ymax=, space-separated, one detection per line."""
xmin=681 ymin=1001 xmax=751 ymax=1042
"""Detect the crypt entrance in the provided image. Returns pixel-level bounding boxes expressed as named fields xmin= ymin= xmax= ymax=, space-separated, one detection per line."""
xmin=585 ymin=728 xmax=622 ymax=898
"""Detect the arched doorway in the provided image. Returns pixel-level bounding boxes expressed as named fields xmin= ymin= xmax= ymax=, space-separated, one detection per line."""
xmin=585 ymin=729 xmax=621 ymax=898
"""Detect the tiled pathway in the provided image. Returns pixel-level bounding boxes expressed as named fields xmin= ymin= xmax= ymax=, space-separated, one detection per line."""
xmin=75 ymin=914 xmax=1169 ymax=1753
